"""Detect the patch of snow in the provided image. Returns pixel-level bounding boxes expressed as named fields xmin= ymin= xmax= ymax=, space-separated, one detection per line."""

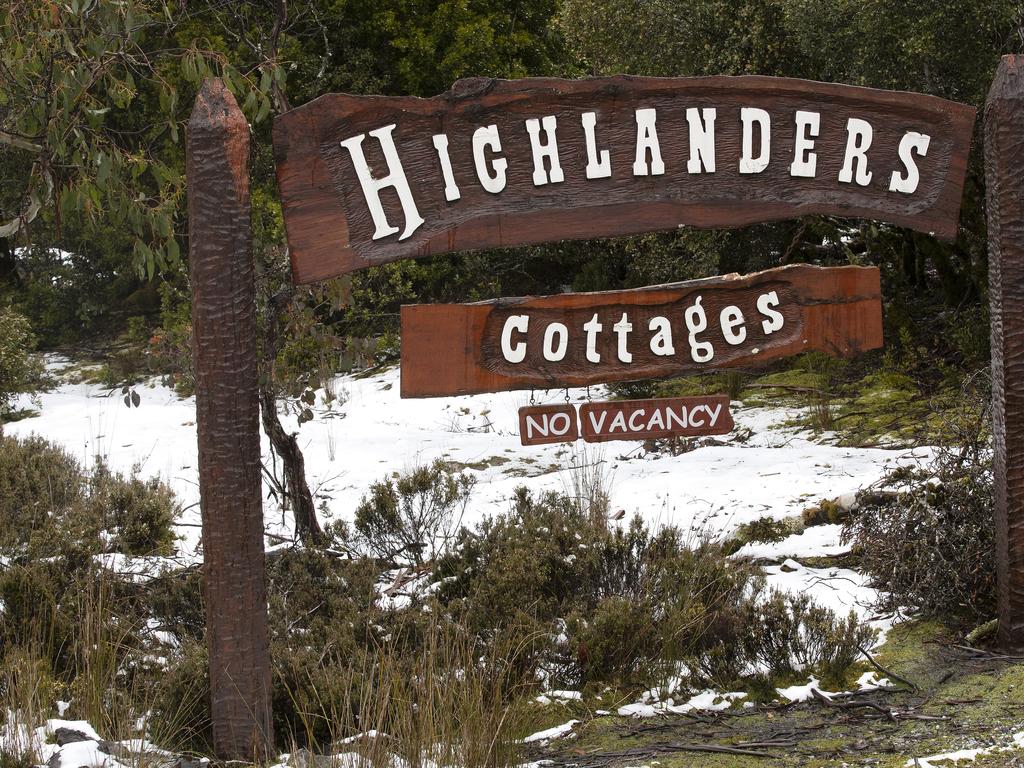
xmin=548 ymin=690 xmax=581 ymax=701
xmin=618 ymin=689 xmax=746 ymax=717
xmin=856 ymin=671 xmax=891 ymax=691
xmin=775 ymin=677 xmax=833 ymax=703
xmin=523 ymin=720 xmax=578 ymax=743
xmin=734 ymin=523 xmax=849 ymax=560
xmin=49 ymin=740 xmax=118 ymax=768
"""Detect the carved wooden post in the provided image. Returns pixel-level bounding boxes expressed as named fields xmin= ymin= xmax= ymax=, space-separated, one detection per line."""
xmin=188 ymin=79 xmax=273 ymax=758
xmin=986 ymin=55 xmax=1024 ymax=651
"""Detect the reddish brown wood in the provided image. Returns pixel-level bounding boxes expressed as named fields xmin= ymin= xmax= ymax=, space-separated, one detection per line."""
xmin=188 ymin=79 xmax=273 ymax=759
xmin=985 ymin=55 xmax=1024 ymax=651
xmin=580 ymin=396 xmax=733 ymax=443
xmin=274 ymin=75 xmax=975 ymax=284
xmin=519 ymin=403 xmax=579 ymax=445
xmin=400 ymin=264 xmax=882 ymax=398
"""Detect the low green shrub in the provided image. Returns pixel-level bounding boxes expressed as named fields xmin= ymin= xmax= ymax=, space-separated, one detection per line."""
xmin=0 ymin=434 xmax=178 ymax=558
xmin=435 ymin=488 xmax=871 ymax=690
xmin=723 ymin=516 xmax=795 ymax=555
xmin=742 ymin=593 xmax=875 ymax=688
xmin=843 ymin=379 xmax=994 ymax=623
xmin=354 ymin=460 xmax=475 ymax=566
xmin=0 ymin=306 xmax=43 ymax=418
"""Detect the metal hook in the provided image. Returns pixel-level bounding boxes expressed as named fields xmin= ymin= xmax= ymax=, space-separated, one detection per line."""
xmin=530 ymin=389 xmax=536 ymax=405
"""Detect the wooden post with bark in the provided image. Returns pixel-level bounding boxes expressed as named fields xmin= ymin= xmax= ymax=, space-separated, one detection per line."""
xmin=986 ymin=54 xmax=1024 ymax=651
xmin=187 ymin=78 xmax=274 ymax=758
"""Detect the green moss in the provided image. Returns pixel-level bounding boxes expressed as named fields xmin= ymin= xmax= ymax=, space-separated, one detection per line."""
xmin=526 ymin=618 xmax=1024 ymax=768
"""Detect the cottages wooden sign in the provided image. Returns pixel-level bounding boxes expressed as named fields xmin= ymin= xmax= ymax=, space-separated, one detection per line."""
xmin=401 ymin=264 xmax=882 ymax=398
xmin=519 ymin=396 xmax=734 ymax=446
xmin=273 ymin=75 xmax=974 ymax=284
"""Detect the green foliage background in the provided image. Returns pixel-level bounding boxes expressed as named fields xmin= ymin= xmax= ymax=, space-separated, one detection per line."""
xmin=0 ymin=0 xmax=1021 ymax=381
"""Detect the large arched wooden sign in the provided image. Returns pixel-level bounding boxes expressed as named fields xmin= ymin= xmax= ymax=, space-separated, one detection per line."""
xmin=273 ymin=75 xmax=974 ymax=284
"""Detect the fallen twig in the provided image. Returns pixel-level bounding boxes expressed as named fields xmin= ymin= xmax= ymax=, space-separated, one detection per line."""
xmin=859 ymin=645 xmax=920 ymax=690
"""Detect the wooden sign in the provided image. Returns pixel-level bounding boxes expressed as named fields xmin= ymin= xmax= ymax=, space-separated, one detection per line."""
xmin=581 ymin=396 xmax=733 ymax=443
xmin=519 ymin=403 xmax=579 ymax=445
xmin=400 ymin=264 xmax=881 ymax=398
xmin=517 ymin=396 xmax=733 ymax=445
xmin=274 ymin=75 xmax=974 ymax=284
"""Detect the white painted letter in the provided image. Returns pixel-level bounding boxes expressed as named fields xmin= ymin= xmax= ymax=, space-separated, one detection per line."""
xmin=633 ymin=108 xmax=665 ymax=176
xmin=790 ymin=111 xmax=820 ymax=178
xmin=542 ymin=322 xmax=569 ymax=362
xmin=889 ymin=131 xmax=931 ymax=194
xmin=339 ymin=124 xmax=424 ymax=241
xmin=525 ymin=414 xmax=548 ymax=439
xmin=839 ymin=117 xmax=873 ymax=186
xmin=582 ymin=112 xmax=612 ymax=179
xmin=649 ymin=316 xmax=676 ymax=356
xmin=689 ymin=408 xmax=705 ymax=428
xmin=501 ymin=315 xmax=528 ymax=363
xmin=550 ymin=413 xmax=572 ymax=436
xmin=628 ymin=409 xmax=646 ymax=431
xmin=757 ymin=291 xmax=785 ymax=334
xmin=720 ymin=305 xmax=747 ymax=345
xmin=613 ymin=312 xmax=633 ymax=363
xmin=740 ymin=107 xmax=770 ymax=174
xmin=584 ymin=313 xmax=603 ymax=364
xmin=431 ymin=133 xmax=461 ymax=202
xmin=525 ymin=115 xmax=564 ymax=186
xmin=473 ymin=125 xmax=508 ymax=194
xmin=684 ymin=297 xmax=715 ymax=363
xmin=686 ymin=107 xmax=717 ymax=173
xmin=706 ymin=403 xmax=722 ymax=425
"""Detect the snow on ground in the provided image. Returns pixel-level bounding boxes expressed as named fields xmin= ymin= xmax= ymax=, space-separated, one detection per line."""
xmin=10 ymin=357 xmax=929 ymax=565
xmin=735 ymin=523 xmax=849 ymax=560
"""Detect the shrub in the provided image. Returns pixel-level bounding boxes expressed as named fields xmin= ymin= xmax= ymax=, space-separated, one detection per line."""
xmin=723 ymin=516 xmax=794 ymax=555
xmin=0 ymin=435 xmax=82 ymax=551
xmin=0 ymin=306 xmax=43 ymax=418
xmin=742 ymin=593 xmax=876 ymax=687
xmin=436 ymin=489 xmax=871 ymax=690
xmin=0 ymin=435 xmax=179 ymax=559
xmin=85 ymin=461 xmax=178 ymax=556
xmin=12 ymin=436 xmax=177 ymax=556
xmin=354 ymin=460 xmax=475 ymax=566
xmin=843 ymin=378 xmax=994 ymax=622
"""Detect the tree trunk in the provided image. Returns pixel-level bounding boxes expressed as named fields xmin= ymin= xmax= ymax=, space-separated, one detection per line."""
xmin=260 ymin=287 xmax=324 ymax=544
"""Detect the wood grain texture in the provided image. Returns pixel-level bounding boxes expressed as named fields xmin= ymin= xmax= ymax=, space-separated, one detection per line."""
xmin=273 ymin=75 xmax=975 ymax=284
xmin=579 ymin=396 xmax=733 ymax=443
xmin=400 ymin=264 xmax=882 ymax=398
xmin=518 ymin=403 xmax=579 ymax=445
xmin=187 ymin=79 xmax=273 ymax=759
xmin=985 ymin=56 xmax=1024 ymax=651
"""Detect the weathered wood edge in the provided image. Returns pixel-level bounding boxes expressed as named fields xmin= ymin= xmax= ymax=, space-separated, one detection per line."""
xmin=273 ymin=75 xmax=976 ymax=285
xmin=399 ymin=264 xmax=882 ymax=398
